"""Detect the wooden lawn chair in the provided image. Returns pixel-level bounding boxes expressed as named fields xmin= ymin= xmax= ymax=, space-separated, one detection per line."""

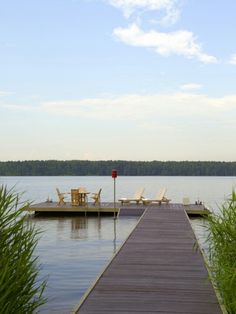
xmin=119 ymin=188 xmax=145 ymax=205
xmin=91 ymin=188 xmax=102 ymax=206
xmin=56 ymin=188 xmax=67 ymax=206
xmin=142 ymin=188 xmax=171 ymax=205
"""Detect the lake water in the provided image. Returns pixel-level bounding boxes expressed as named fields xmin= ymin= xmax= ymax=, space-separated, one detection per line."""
xmin=1 ymin=176 xmax=236 ymax=313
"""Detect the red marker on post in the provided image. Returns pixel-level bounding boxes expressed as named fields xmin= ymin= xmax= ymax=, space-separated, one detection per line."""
xmin=112 ymin=169 xmax=117 ymax=179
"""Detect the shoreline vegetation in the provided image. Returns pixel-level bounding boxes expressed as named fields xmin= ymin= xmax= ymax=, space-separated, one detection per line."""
xmin=206 ymin=191 xmax=236 ymax=313
xmin=0 ymin=160 xmax=236 ymax=176
xmin=0 ymin=186 xmax=46 ymax=313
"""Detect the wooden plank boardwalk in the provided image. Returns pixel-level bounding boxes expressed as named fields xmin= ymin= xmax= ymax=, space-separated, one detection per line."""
xmin=74 ymin=205 xmax=223 ymax=314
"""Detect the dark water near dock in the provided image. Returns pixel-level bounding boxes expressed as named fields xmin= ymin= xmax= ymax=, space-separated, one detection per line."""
xmin=1 ymin=176 xmax=236 ymax=313
xmin=34 ymin=215 xmax=137 ymax=313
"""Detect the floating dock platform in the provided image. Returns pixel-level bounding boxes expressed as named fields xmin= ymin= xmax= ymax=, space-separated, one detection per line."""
xmin=27 ymin=202 xmax=209 ymax=217
xmin=27 ymin=202 xmax=119 ymax=215
xmin=73 ymin=204 xmax=223 ymax=314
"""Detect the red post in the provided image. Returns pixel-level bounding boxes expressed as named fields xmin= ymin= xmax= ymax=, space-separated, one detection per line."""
xmin=112 ymin=169 xmax=118 ymax=212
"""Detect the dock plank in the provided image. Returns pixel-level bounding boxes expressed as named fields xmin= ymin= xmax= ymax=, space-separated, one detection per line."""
xmin=75 ymin=206 xmax=222 ymax=314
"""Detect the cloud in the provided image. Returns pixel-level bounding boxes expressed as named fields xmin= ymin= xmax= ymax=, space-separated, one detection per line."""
xmin=113 ymin=23 xmax=218 ymax=63
xmin=104 ymin=1 xmax=218 ymax=63
xmin=42 ymin=93 xmax=236 ymax=123
xmin=229 ymin=54 xmax=236 ymax=65
xmin=4 ymin=92 xmax=235 ymax=119
xmin=107 ymin=0 xmax=181 ymax=25
xmin=180 ymin=83 xmax=202 ymax=91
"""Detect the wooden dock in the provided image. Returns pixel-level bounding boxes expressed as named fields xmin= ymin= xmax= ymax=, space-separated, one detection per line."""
xmin=27 ymin=202 xmax=209 ymax=217
xmin=74 ymin=204 xmax=223 ymax=314
xmin=27 ymin=202 xmax=119 ymax=215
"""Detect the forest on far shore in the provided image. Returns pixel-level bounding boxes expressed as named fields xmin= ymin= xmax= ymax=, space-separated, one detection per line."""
xmin=0 ymin=160 xmax=236 ymax=176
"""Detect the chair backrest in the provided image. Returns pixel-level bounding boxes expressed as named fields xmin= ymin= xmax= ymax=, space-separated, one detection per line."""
xmin=134 ymin=187 xmax=145 ymax=200
xmin=155 ymin=188 xmax=167 ymax=201
xmin=56 ymin=188 xmax=65 ymax=204
xmin=93 ymin=188 xmax=102 ymax=205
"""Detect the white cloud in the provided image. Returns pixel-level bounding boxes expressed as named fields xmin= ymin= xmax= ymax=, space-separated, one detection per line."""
xmin=42 ymin=93 xmax=236 ymax=122
xmin=113 ymin=23 xmax=218 ymax=63
xmin=180 ymin=83 xmax=202 ymax=91
xmin=104 ymin=1 xmax=218 ymax=63
xmin=107 ymin=0 xmax=181 ymax=25
xmin=229 ymin=54 xmax=236 ymax=65
xmin=4 ymin=92 xmax=235 ymax=119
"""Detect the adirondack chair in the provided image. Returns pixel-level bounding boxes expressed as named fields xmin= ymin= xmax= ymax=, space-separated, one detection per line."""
xmin=142 ymin=188 xmax=170 ymax=205
xmin=56 ymin=188 xmax=67 ymax=206
xmin=119 ymin=188 xmax=145 ymax=205
xmin=91 ymin=188 xmax=102 ymax=206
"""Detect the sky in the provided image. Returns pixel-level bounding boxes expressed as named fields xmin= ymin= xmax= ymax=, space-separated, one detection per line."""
xmin=1 ymin=0 xmax=236 ymax=161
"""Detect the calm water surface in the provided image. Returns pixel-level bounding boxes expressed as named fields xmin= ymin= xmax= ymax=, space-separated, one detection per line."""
xmin=1 ymin=176 xmax=236 ymax=313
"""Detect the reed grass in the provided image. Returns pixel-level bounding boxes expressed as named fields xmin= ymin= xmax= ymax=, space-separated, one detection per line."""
xmin=0 ymin=185 xmax=46 ymax=313
xmin=206 ymin=190 xmax=236 ymax=314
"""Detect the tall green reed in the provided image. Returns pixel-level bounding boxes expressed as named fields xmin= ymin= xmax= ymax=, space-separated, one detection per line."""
xmin=0 ymin=185 xmax=46 ymax=313
xmin=206 ymin=190 xmax=236 ymax=314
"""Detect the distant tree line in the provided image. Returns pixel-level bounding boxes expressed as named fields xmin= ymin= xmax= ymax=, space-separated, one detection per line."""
xmin=0 ymin=160 xmax=236 ymax=176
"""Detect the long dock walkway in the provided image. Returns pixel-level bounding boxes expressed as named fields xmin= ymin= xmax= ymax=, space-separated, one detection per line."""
xmin=75 ymin=205 xmax=223 ymax=314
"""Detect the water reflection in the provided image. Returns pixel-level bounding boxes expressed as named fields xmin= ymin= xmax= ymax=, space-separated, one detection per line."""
xmin=70 ymin=216 xmax=118 ymax=253
xmin=71 ymin=217 xmax=88 ymax=239
xmin=28 ymin=215 xmax=138 ymax=313
xmin=190 ymin=218 xmax=210 ymax=253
